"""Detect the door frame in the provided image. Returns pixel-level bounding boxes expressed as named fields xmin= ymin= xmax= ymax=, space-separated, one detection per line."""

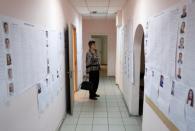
xmin=131 ymin=24 xmax=145 ymax=115
xmin=64 ymin=24 xmax=78 ymax=114
xmin=72 ymin=26 xmax=78 ymax=92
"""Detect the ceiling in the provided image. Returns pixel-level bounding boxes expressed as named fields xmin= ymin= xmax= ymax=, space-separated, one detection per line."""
xmin=69 ymin=0 xmax=127 ymax=19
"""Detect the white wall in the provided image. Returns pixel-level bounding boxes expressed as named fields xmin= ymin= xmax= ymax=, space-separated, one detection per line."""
xmin=116 ymin=0 xmax=184 ymax=131
xmin=82 ymin=18 xmax=116 ymax=76
xmin=101 ymin=36 xmax=108 ymax=65
xmin=0 ymin=0 xmax=82 ymax=131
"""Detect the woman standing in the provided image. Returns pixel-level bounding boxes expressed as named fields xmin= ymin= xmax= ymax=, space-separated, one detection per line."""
xmin=86 ymin=40 xmax=100 ymax=100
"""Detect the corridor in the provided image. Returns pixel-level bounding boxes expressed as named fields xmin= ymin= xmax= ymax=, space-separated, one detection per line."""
xmin=60 ymin=77 xmax=142 ymax=131
xmin=1 ymin=0 xmax=195 ymax=131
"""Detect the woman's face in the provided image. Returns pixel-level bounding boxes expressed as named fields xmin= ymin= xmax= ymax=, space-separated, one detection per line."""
xmin=91 ymin=43 xmax=96 ymax=50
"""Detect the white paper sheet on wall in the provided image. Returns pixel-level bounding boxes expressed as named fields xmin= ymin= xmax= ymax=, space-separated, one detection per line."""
xmin=48 ymin=30 xmax=63 ymax=99
xmin=185 ymin=105 xmax=195 ymax=131
xmin=158 ymin=75 xmax=172 ymax=103
xmin=146 ymin=9 xmax=179 ymax=77
xmin=169 ymin=99 xmax=186 ymax=131
xmin=123 ymin=20 xmax=134 ymax=83
xmin=182 ymin=1 xmax=195 ymax=86
xmin=10 ymin=22 xmax=47 ymax=94
xmin=37 ymin=80 xmax=50 ymax=113
xmin=169 ymin=82 xmax=188 ymax=131
xmin=149 ymin=70 xmax=160 ymax=104
xmin=48 ymin=31 xmax=59 ymax=80
xmin=10 ymin=22 xmax=24 ymax=94
xmin=157 ymin=75 xmax=172 ymax=115
xmin=0 ymin=15 xmax=64 ymax=114
xmin=145 ymin=69 xmax=151 ymax=96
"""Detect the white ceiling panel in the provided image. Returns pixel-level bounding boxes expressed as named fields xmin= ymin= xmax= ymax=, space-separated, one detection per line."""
xmin=87 ymin=1 xmax=109 ymax=7
xmin=88 ymin=6 xmax=108 ymax=12
xmin=76 ymin=7 xmax=89 ymax=14
xmin=70 ymin=0 xmax=127 ymax=19
xmin=71 ymin=0 xmax=86 ymax=6
xmin=109 ymin=0 xmax=126 ymax=7
xmin=86 ymin=0 xmax=108 ymax=1
xmin=108 ymin=8 xmax=119 ymax=13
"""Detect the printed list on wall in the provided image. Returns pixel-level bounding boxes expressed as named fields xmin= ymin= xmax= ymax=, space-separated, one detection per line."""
xmin=0 ymin=16 xmax=64 ymax=113
xmin=145 ymin=1 xmax=195 ymax=131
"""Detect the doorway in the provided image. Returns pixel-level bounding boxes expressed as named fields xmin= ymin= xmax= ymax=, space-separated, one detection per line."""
xmin=139 ymin=35 xmax=145 ymax=116
xmin=64 ymin=25 xmax=78 ymax=114
xmin=132 ymin=24 xmax=145 ymax=116
xmin=91 ymin=35 xmax=108 ymax=77
xmin=65 ymin=26 xmax=71 ymax=114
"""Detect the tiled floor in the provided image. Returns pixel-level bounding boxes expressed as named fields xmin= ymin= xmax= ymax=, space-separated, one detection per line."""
xmin=60 ymin=77 xmax=142 ymax=131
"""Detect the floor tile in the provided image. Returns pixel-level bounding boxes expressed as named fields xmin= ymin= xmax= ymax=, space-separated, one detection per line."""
xmin=76 ymin=125 xmax=92 ymax=131
xmin=80 ymin=112 xmax=93 ymax=118
xmin=78 ymin=117 xmax=93 ymax=125
xmin=120 ymin=111 xmax=129 ymax=118
xmin=109 ymin=125 xmax=125 ymax=131
xmin=108 ymin=112 xmax=121 ymax=118
xmin=93 ymin=118 xmax=108 ymax=125
xmin=122 ymin=117 xmax=138 ymax=125
xmin=93 ymin=125 xmax=108 ymax=131
xmin=63 ymin=116 xmax=78 ymax=125
xmin=108 ymin=118 xmax=123 ymax=125
xmin=94 ymin=108 xmax=107 ymax=112
xmin=60 ymin=125 xmax=76 ymax=131
xmin=94 ymin=112 xmax=107 ymax=118
xmin=107 ymin=107 xmax=120 ymax=112
xmin=125 ymin=125 xmax=141 ymax=131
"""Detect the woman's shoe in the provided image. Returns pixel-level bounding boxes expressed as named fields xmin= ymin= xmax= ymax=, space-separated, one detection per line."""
xmin=89 ymin=97 xmax=97 ymax=100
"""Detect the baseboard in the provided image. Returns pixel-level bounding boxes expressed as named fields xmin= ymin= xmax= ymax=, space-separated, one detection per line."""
xmin=117 ymin=84 xmax=140 ymax=117
xmin=55 ymin=113 xmax=67 ymax=131
xmin=145 ymin=96 xmax=179 ymax=131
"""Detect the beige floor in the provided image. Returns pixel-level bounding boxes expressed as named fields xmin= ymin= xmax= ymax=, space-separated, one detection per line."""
xmin=60 ymin=77 xmax=142 ymax=131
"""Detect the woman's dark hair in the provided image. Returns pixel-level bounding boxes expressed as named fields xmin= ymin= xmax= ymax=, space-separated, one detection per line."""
xmin=88 ymin=40 xmax=95 ymax=48
xmin=187 ymin=89 xmax=194 ymax=107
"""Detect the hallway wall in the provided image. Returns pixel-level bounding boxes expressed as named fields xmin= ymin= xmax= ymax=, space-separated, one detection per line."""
xmin=0 ymin=0 xmax=82 ymax=131
xmin=82 ymin=18 xmax=116 ymax=76
xmin=116 ymin=0 xmax=184 ymax=131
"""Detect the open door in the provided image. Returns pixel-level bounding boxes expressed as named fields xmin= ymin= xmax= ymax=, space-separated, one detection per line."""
xmin=65 ymin=24 xmax=77 ymax=114
xmin=65 ymin=26 xmax=71 ymax=114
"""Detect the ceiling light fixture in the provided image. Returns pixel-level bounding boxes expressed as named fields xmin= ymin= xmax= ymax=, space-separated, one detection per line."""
xmin=90 ymin=11 xmax=98 ymax=14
